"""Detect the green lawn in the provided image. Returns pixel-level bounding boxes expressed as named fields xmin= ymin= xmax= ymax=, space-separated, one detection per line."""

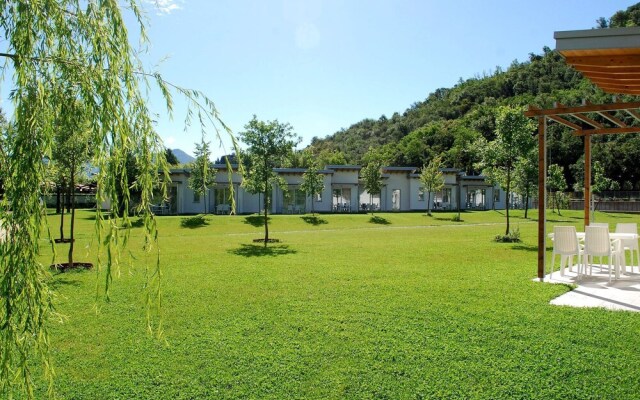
xmin=31 ymin=209 xmax=640 ymax=399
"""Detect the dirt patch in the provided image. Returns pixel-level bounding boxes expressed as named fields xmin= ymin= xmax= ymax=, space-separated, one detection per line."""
xmin=50 ymin=262 xmax=93 ymax=272
xmin=252 ymin=238 xmax=281 ymax=243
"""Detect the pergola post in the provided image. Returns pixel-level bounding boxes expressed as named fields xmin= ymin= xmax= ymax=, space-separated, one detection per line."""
xmin=537 ymin=117 xmax=546 ymax=281
xmin=584 ymin=134 xmax=591 ymax=227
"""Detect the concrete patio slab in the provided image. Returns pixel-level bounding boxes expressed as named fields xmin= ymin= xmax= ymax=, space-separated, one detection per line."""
xmin=539 ymin=265 xmax=640 ymax=312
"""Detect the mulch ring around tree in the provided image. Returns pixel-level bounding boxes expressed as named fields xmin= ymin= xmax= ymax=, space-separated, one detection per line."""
xmin=252 ymin=238 xmax=281 ymax=243
xmin=50 ymin=262 xmax=93 ymax=272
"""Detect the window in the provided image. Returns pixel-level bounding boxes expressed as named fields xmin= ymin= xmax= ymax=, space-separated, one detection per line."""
xmin=392 ymin=189 xmax=401 ymax=211
xmin=193 ymin=191 xmax=200 ymax=203
xmin=284 ymin=186 xmax=306 ymax=213
xmin=418 ymin=188 xmax=425 ymax=202
xmin=316 ymin=192 xmax=322 ymax=202
xmin=494 ymin=189 xmax=500 ymax=203
xmin=215 ymin=187 xmax=231 ymax=206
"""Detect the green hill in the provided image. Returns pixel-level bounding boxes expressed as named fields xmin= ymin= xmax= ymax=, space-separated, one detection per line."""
xmin=307 ymin=3 xmax=640 ymax=191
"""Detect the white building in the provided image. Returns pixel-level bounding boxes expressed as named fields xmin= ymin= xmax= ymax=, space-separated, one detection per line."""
xmin=163 ymin=164 xmax=512 ymax=215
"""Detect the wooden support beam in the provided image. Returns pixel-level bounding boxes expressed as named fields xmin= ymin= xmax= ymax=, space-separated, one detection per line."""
xmin=525 ymin=101 xmax=640 ymax=117
xmin=584 ymin=135 xmax=591 ymax=228
xmin=553 ymin=102 xmax=603 ymax=129
xmin=573 ymin=126 xmax=640 ymax=136
xmin=537 ymin=117 xmax=546 ymax=281
xmin=596 ymin=111 xmax=627 ymax=127
xmin=572 ymin=113 xmax=604 ymax=129
xmin=576 ymin=67 xmax=640 ymax=80
xmin=566 ymin=55 xmax=640 ymax=67
xmin=547 ymin=115 xmax=581 ymax=130
xmin=589 ymin=77 xmax=640 ymax=85
xmin=625 ymin=109 xmax=640 ymax=123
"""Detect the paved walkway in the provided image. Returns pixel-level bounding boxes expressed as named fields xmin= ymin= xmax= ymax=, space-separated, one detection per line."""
xmin=542 ymin=265 xmax=640 ymax=312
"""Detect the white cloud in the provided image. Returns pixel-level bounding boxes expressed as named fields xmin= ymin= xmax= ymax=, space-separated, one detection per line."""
xmin=144 ymin=0 xmax=183 ymax=16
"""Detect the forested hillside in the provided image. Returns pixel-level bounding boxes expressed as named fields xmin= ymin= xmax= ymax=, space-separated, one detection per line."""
xmin=307 ymin=3 xmax=640 ymax=191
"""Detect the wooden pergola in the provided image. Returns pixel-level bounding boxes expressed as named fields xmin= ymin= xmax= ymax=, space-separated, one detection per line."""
xmin=524 ymin=27 xmax=640 ymax=281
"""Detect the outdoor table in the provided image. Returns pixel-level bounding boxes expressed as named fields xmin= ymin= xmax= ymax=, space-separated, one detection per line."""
xmin=548 ymin=231 xmax=639 ymax=278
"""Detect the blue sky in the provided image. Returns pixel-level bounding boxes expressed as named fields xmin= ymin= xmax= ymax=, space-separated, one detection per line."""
xmin=141 ymin=1 xmax=633 ymax=158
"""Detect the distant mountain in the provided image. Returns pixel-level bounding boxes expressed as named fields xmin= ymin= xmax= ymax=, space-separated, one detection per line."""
xmin=171 ymin=148 xmax=195 ymax=164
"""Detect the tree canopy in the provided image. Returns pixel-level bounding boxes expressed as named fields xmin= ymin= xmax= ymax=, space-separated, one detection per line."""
xmin=239 ymin=116 xmax=300 ymax=245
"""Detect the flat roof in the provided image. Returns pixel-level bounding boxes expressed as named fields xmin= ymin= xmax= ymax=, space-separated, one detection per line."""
xmin=555 ymin=27 xmax=640 ymax=95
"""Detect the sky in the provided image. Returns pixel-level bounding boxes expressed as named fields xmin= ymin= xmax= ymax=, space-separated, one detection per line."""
xmin=61 ymin=1 xmax=640 ymax=158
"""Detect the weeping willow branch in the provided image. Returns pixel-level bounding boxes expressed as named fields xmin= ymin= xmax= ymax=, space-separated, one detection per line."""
xmin=0 ymin=1 xmax=235 ymax=398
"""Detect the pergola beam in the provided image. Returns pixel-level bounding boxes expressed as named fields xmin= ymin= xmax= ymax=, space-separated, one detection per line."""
xmin=596 ymin=111 xmax=627 ymax=127
xmin=547 ymin=115 xmax=581 ymax=130
xmin=525 ymin=101 xmax=640 ymax=117
xmin=574 ymin=126 xmax=640 ymax=136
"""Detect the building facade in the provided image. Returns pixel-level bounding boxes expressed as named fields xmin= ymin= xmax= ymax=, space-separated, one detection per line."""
xmin=164 ymin=164 xmax=514 ymax=215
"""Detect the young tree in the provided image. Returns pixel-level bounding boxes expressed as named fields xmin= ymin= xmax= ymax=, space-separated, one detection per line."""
xmin=300 ymin=163 xmax=325 ymax=216
xmin=477 ymin=106 xmax=536 ymax=235
xmin=547 ymin=164 xmax=567 ymax=215
xmin=240 ymin=116 xmax=300 ymax=245
xmin=188 ymin=140 xmax=216 ymax=214
xmin=361 ymin=160 xmax=384 ymax=214
xmin=51 ymin=95 xmax=93 ymax=268
xmin=0 ymin=2 xmax=234 ymax=397
xmin=512 ymin=149 xmax=538 ymax=219
xmin=419 ymin=156 xmax=445 ymax=216
xmin=592 ymin=160 xmax=614 ymax=212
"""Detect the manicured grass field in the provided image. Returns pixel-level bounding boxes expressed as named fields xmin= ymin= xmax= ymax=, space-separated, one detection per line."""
xmin=33 ymin=209 xmax=640 ymax=399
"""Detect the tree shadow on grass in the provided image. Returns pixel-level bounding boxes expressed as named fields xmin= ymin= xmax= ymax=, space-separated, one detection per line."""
xmin=301 ymin=215 xmax=328 ymax=225
xmin=369 ymin=216 xmax=390 ymax=225
xmin=511 ymin=244 xmax=552 ymax=252
xmin=49 ymin=276 xmax=84 ymax=289
xmin=229 ymin=244 xmax=297 ymax=257
xmin=244 ymin=215 xmax=269 ymax=227
xmin=180 ymin=215 xmax=209 ymax=229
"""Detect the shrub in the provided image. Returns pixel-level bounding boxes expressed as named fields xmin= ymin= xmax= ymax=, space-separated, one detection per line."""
xmin=494 ymin=227 xmax=521 ymax=243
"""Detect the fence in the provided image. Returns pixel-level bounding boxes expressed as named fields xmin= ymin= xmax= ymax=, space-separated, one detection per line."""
xmin=533 ymin=191 xmax=640 ymax=213
xmin=43 ymin=193 xmax=97 ymax=209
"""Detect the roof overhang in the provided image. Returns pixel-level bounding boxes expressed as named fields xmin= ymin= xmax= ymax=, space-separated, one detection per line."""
xmin=555 ymin=27 xmax=640 ymax=95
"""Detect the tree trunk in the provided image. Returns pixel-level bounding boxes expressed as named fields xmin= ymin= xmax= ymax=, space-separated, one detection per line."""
xmin=524 ymin=190 xmax=529 ymax=219
xmin=505 ymin=169 xmax=511 ymax=236
xmin=557 ymin=192 xmax=562 ymax=216
xmin=263 ymin=175 xmax=269 ymax=247
xmin=263 ymin=192 xmax=269 ymax=247
xmin=66 ymin=185 xmax=72 ymax=213
xmin=56 ymin=185 xmax=61 ymax=214
xmin=370 ymin=194 xmax=373 ymax=215
xmin=427 ymin=191 xmax=432 ymax=216
xmin=311 ymin=194 xmax=315 ymax=216
xmin=68 ymin=174 xmax=75 ymax=269
xmin=59 ymin=179 xmax=65 ymax=240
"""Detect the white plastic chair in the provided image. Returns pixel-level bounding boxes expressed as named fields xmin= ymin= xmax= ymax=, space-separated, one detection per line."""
xmin=615 ymin=223 xmax=639 ymax=273
xmin=583 ymin=226 xmax=622 ymax=282
xmin=550 ymin=226 xmax=582 ymax=278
